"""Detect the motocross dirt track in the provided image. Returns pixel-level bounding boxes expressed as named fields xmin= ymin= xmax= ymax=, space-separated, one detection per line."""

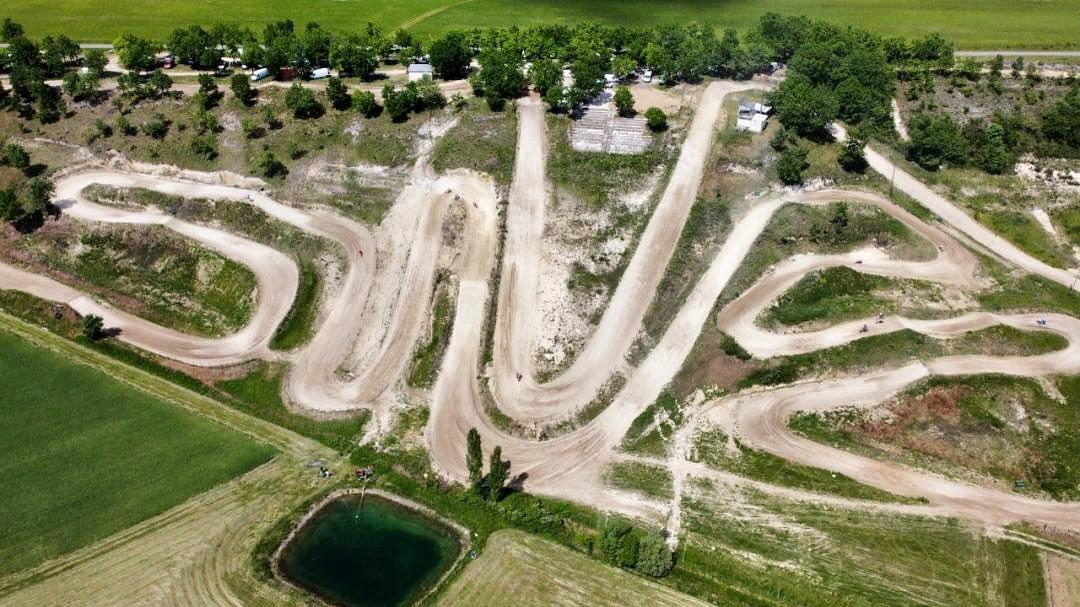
xmin=4 ymin=78 xmax=1080 ymax=603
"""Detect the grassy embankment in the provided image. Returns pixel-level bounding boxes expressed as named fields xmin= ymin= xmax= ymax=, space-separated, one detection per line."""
xmin=691 ymin=426 xmax=918 ymax=503
xmin=0 ymin=323 xmax=275 ymax=575
xmin=3 ymin=222 xmax=257 ymax=337
xmin=84 ymin=184 xmax=326 ymax=350
xmin=9 ymin=0 xmax=1080 ymax=49
xmin=432 ymin=99 xmax=517 ymax=187
xmin=759 ymin=266 xmax=948 ymax=327
xmin=792 ymin=374 xmax=1080 ymax=500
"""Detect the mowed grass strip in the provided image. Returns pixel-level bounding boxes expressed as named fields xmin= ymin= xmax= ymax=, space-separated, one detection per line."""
xmin=6 ymin=0 xmax=1080 ymax=49
xmin=0 ymin=328 xmax=275 ymax=575
xmin=436 ymin=530 xmax=709 ymax=607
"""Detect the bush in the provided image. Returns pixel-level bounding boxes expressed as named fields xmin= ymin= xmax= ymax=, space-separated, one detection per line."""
xmin=140 ymin=114 xmax=169 ymax=139
xmin=614 ymin=86 xmax=635 ymax=117
xmin=252 ymin=150 xmax=287 ymax=178
xmin=596 ymin=516 xmax=674 ymax=577
xmin=230 ymin=73 xmax=256 ymax=106
xmin=325 ymin=77 xmax=350 ymax=111
xmin=352 ymin=90 xmax=380 ymax=118
xmin=644 ymin=107 xmax=667 ymax=132
xmin=284 ymin=82 xmax=323 ymax=119
xmin=635 ymin=532 xmax=674 ymax=577
xmin=240 ymin=118 xmax=262 ymax=139
xmin=776 ymin=145 xmax=809 ymax=185
xmin=82 ymin=314 xmax=104 ymax=340
xmin=907 ymin=113 xmax=967 ymax=170
xmin=838 ymin=138 xmax=868 ymax=173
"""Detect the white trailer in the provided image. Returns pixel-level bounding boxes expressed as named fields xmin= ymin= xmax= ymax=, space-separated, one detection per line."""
xmin=250 ymin=67 xmax=270 ymax=81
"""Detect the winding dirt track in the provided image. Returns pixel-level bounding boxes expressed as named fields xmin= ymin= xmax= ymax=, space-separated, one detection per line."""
xmin=491 ymin=82 xmax=765 ymax=424
xmin=6 ymin=78 xmax=1080 ymax=603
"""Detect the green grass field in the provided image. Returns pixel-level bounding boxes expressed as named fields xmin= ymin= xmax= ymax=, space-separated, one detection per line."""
xmin=0 ymin=326 xmax=275 ymax=575
xmin=5 ymin=0 xmax=1078 ymax=49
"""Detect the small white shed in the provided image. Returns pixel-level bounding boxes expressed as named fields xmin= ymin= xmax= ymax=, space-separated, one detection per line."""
xmin=407 ymin=63 xmax=434 ymax=81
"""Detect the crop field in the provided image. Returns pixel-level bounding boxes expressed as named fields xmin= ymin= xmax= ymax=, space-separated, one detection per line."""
xmin=4 ymin=0 xmax=1079 ymax=49
xmin=436 ymin=530 xmax=709 ymax=607
xmin=0 ymin=325 xmax=275 ymax=575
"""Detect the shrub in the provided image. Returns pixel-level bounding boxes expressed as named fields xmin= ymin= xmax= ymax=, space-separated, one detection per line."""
xmin=253 ymin=150 xmax=287 ymax=178
xmin=352 ymin=90 xmax=380 ymax=118
xmin=325 ymin=77 xmax=350 ymax=111
xmin=838 ymin=138 xmax=868 ymax=173
xmin=614 ymin=86 xmax=635 ymax=117
xmin=635 ymin=533 xmax=674 ymax=577
xmin=776 ymin=145 xmax=809 ymax=185
xmin=140 ymin=114 xmax=169 ymax=139
xmin=284 ymin=82 xmax=323 ymax=119
xmin=644 ymin=107 xmax=667 ymax=132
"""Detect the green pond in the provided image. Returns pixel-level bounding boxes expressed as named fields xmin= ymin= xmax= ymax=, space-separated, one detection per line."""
xmin=281 ymin=494 xmax=460 ymax=607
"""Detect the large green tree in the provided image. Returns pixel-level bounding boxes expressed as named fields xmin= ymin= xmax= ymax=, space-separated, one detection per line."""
xmin=429 ymin=31 xmax=472 ymax=80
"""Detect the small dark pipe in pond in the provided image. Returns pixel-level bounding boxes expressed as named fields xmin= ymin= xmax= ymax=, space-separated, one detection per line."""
xmin=281 ymin=495 xmax=460 ymax=607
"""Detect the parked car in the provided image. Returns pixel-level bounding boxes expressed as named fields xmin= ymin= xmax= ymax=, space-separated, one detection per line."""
xmin=642 ymin=69 xmax=653 ymax=83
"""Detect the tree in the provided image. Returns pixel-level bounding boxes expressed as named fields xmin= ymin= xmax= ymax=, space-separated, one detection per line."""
xmin=1 ymin=17 xmax=24 ymax=43
xmin=82 ymin=314 xmax=105 ymax=340
xmin=141 ymin=114 xmax=169 ymax=139
xmin=198 ymin=73 xmax=218 ymax=96
xmin=0 ymin=189 xmax=21 ymax=222
xmin=466 ymin=428 xmax=483 ymax=490
xmin=352 ymin=90 xmax=380 ymax=118
xmin=611 ymin=55 xmax=636 ymax=81
xmin=477 ymin=48 xmax=526 ymax=104
xmin=2 ymin=143 xmax=30 ymax=171
xmin=635 ymin=533 xmax=674 ymax=577
xmin=973 ymin=123 xmax=1011 ymax=174
xmin=776 ymin=145 xmax=809 ymax=185
xmin=23 ymin=177 xmax=53 ymax=216
xmin=837 ymin=138 xmax=868 ymax=173
xmin=644 ymin=107 xmax=667 ymax=132
xmin=382 ymin=84 xmax=413 ymax=122
xmin=148 ymin=69 xmax=173 ymax=97
xmin=83 ymin=49 xmax=107 ymax=76
xmin=597 ymin=517 xmax=639 ymax=569
xmin=230 ymin=73 xmax=257 ymax=106
xmin=907 ymin=113 xmax=968 ymax=170
xmin=613 ymin=86 xmax=634 ymax=117
xmin=429 ymin=31 xmax=472 ymax=80
xmin=113 ymin=33 xmax=159 ymax=73
xmin=487 ymin=445 xmax=508 ymax=501
xmin=529 ymin=60 xmax=561 ymax=96
xmin=770 ymin=74 xmax=838 ymax=139
xmin=330 ymin=34 xmax=378 ymax=79
xmin=542 ymin=85 xmax=564 ymax=112
xmin=325 ymin=77 xmax=350 ymax=110
xmin=253 ymin=150 xmax=287 ymax=178
xmin=284 ymin=82 xmax=323 ymax=118
xmin=1042 ymin=85 xmax=1080 ymax=150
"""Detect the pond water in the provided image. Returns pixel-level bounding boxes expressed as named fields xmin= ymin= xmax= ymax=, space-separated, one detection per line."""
xmin=280 ymin=494 xmax=460 ymax=607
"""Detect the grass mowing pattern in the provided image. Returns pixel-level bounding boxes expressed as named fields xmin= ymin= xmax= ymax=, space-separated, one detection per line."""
xmin=674 ymin=486 xmax=1046 ymax=607
xmin=0 ymin=327 xmax=275 ymax=575
xmin=8 ymin=0 xmax=1080 ymax=49
xmin=437 ymin=530 xmax=707 ymax=607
